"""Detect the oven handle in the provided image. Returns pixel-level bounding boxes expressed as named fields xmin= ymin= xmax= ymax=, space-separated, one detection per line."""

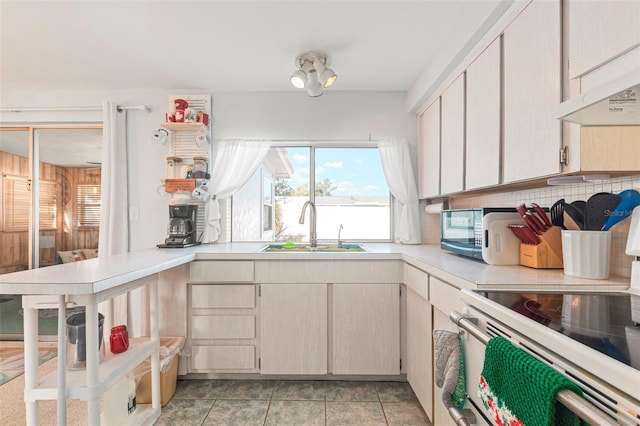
xmin=450 ymin=311 xmax=617 ymax=426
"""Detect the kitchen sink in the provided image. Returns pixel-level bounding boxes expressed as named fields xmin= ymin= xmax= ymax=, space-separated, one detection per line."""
xmin=259 ymin=243 xmax=366 ymax=252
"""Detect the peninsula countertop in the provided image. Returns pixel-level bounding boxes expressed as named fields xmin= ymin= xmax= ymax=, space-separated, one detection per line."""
xmin=0 ymin=242 xmax=631 ymax=295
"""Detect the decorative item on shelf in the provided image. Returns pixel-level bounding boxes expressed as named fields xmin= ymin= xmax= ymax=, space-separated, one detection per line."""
xmin=195 ymin=127 xmax=211 ymax=148
xmin=185 ymin=164 xmax=193 ymax=179
xmin=110 ymin=324 xmax=129 ymax=354
xmin=174 ymin=109 xmax=185 ymax=123
xmin=164 ymin=179 xmax=196 ymax=193
xmin=197 ymin=111 xmax=209 ymax=126
xmin=192 ymin=181 xmax=212 ymax=202
xmin=184 ymin=108 xmax=198 ymax=123
xmin=193 ymin=157 xmax=209 ymax=179
xmin=166 ymin=156 xmax=183 ymax=178
xmin=152 ymin=127 xmax=171 ymax=145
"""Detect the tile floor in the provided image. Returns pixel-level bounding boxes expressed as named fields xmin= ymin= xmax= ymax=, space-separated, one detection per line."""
xmin=154 ymin=379 xmax=431 ymax=426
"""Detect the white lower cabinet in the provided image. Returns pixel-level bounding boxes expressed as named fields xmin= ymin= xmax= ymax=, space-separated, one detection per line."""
xmin=332 ymin=283 xmax=400 ymax=375
xmin=260 ymin=283 xmax=328 ymax=375
xmin=404 ymin=264 xmax=433 ymax=420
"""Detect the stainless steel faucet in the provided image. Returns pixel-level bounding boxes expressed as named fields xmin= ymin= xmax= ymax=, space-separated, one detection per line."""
xmin=299 ymin=200 xmax=317 ymax=247
xmin=337 ymin=224 xmax=344 ymax=248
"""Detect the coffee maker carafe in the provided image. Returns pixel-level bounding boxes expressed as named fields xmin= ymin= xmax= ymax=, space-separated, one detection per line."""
xmin=158 ymin=204 xmax=201 ymax=248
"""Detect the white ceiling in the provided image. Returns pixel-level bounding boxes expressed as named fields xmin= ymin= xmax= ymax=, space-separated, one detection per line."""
xmin=0 ymin=0 xmax=509 ymax=95
xmin=0 ymin=128 xmax=103 ymax=167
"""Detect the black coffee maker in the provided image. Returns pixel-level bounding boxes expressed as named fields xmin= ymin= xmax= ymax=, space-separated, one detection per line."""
xmin=158 ymin=204 xmax=201 ymax=248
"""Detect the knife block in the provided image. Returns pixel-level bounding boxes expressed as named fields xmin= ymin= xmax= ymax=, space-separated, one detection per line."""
xmin=520 ymin=226 xmax=564 ymax=269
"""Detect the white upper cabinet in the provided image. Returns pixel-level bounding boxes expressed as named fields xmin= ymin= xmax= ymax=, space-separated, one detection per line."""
xmin=440 ymin=74 xmax=465 ymax=194
xmin=465 ymin=37 xmax=501 ymax=190
xmin=568 ymin=0 xmax=640 ymax=79
xmin=503 ymin=0 xmax=561 ymax=183
xmin=418 ymin=98 xmax=441 ymax=198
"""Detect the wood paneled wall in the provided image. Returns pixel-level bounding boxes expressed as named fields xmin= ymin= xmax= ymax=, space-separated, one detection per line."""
xmin=0 ymin=151 xmax=101 ymax=272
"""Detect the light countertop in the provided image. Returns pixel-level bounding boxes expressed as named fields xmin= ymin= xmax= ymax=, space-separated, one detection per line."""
xmin=0 ymin=243 xmax=631 ymax=295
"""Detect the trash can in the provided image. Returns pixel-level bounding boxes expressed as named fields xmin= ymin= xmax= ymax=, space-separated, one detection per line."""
xmin=134 ymin=336 xmax=185 ymax=407
xmin=66 ymin=311 xmax=105 ymax=370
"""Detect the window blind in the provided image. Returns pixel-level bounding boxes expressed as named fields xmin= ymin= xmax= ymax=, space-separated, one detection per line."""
xmin=77 ymin=184 xmax=101 ymax=227
xmin=2 ymin=175 xmax=57 ymax=231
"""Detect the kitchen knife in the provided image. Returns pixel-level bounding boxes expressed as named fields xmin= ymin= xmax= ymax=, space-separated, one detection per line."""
xmin=516 ymin=204 xmax=545 ymax=234
xmin=521 ymin=225 xmax=540 ymax=244
xmin=531 ymin=203 xmax=552 ymax=228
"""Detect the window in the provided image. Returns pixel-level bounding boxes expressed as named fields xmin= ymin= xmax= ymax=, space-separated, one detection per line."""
xmin=77 ymin=184 xmax=101 ymax=227
xmin=232 ymin=145 xmax=391 ymax=242
xmin=275 ymin=146 xmax=391 ymax=241
xmin=2 ymin=175 xmax=57 ymax=231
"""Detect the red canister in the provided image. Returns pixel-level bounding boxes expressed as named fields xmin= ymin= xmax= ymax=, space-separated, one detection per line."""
xmin=110 ymin=325 xmax=129 ymax=354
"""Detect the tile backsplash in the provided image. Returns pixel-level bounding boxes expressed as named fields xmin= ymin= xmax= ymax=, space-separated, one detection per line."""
xmin=420 ymin=175 xmax=640 ymax=278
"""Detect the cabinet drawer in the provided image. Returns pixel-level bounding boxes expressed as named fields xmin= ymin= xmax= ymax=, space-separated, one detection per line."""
xmin=191 ymin=345 xmax=255 ymax=370
xmin=403 ymin=264 xmax=428 ymax=301
xmin=192 ymin=315 xmax=255 ymax=339
xmin=430 ymin=277 xmax=463 ymax=316
xmin=191 ymin=284 xmax=255 ymax=309
xmin=190 ymin=261 xmax=254 ymax=283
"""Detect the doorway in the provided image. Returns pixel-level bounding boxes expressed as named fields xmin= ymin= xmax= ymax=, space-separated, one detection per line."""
xmin=0 ymin=126 xmax=102 ymax=340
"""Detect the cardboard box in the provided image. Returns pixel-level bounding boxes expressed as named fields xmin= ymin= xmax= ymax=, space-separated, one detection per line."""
xmin=134 ymin=336 xmax=184 ymax=407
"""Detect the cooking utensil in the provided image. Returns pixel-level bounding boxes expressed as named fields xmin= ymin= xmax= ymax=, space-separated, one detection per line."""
xmin=531 ymin=203 xmax=553 ymax=228
xmin=584 ymin=192 xmax=622 ymax=231
xmin=550 ymin=199 xmax=565 ymax=228
xmin=602 ymin=189 xmax=640 ymax=231
xmin=563 ymin=202 xmax=585 ymax=230
xmin=508 ymin=224 xmax=539 ymax=244
xmin=516 ymin=204 xmax=545 ymax=234
xmin=571 ymin=200 xmax=586 ymax=212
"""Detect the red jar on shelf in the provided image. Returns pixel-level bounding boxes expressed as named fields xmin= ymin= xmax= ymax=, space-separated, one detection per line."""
xmin=110 ymin=324 xmax=129 ymax=354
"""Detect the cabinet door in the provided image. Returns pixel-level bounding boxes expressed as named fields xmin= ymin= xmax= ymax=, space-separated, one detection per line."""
xmin=440 ymin=74 xmax=465 ymax=194
xmin=503 ymin=0 xmax=561 ymax=183
xmin=260 ymin=283 xmax=327 ymax=374
xmin=569 ymin=0 xmax=640 ymax=79
xmin=418 ymin=98 xmax=441 ymax=198
xmin=332 ymin=284 xmax=400 ymax=375
xmin=466 ymin=38 xmax=501 ymax=190
xmin=407 ymin=287 xmax=433 ymax=420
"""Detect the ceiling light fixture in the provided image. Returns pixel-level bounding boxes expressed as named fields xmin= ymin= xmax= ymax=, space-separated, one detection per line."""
xmin=290 ymin=51 xmax=337 ymax=97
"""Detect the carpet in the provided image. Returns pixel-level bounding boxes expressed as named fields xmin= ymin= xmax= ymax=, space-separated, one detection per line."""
xmin=0 ymin=355 xmax=88 ymax=426
xmin=0 ymin=343 xmax=57 ymax=386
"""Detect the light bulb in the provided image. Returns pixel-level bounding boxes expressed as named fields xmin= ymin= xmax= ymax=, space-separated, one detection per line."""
xmin=290 ymin=69 xmax=307 ymax=89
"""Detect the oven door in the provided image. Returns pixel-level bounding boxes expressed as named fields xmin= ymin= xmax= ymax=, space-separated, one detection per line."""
xmin=455 ymin=290 xmax=640 ymax=426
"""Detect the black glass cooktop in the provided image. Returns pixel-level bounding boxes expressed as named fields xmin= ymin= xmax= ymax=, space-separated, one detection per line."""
xmin=475 ymin=291 xmax=640 ymax=371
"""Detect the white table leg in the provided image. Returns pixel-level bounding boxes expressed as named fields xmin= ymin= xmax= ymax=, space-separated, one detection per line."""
xmin=150 ymin=281 xmax=160 ymax=409
xmin=56 ymin=296 xmax=67 ymax=425
xmin=85 ymin=301 xmax=100 ymax=424
xmin=23 ymin=299 xmax=40 ymax=425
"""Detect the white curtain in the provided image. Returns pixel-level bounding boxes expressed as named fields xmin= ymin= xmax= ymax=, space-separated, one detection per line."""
xmin=378 ymin=139 xmax=421 ymax=244
xmin=99 ymin=101 xmax=130 ymax=330
xmin=203 ymin=139 xmax=272 ymax=242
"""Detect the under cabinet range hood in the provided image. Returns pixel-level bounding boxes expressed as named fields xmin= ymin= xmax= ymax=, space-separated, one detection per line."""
xmin=558 ymin=48 xmax=640 ymax=126
xmin=557 ymin=70 xmax=640 ymax=126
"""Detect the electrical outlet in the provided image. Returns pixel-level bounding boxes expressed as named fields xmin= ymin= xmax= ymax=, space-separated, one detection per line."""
xmin=129 ymin=206 xmax=139 ymax=221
